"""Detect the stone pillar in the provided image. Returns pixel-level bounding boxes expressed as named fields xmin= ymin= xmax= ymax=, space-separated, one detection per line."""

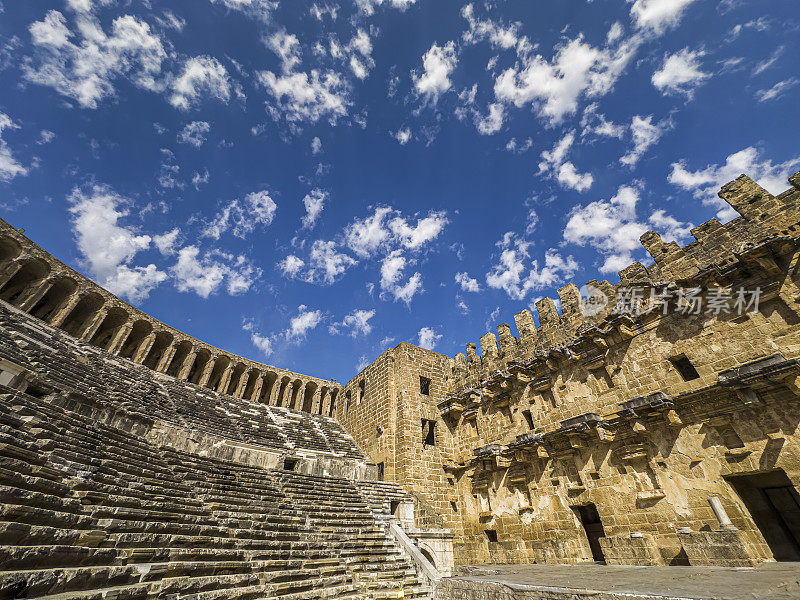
xmin=132 ymin=332 xmax=156 ymax=364
xmin=0 ymin=259 xmax=23 ymax=289
xmin=217 ymin=363 xmax=234 ymax=394
xmin=18 ymin=278 xmax=53 ymax=312
xmin=156 ymin=343 xmax=179 ymax=373
xmin=48 ymin=293 xmax=81 ymax=328
xmin=310 ymin=389 xmax=322 ymax=413
xmin=250 ymin=374 xmax=264 ymax=402
xmin=268 ymin=378 xmax=281 ymax=406
xmin=79 ymin=307 xmax=108 ymax=341
xmin=293 ymin=382 xmax=306 ymax=411
xmin=197 ymin=356 xmax=216 ymax=388
xmin=319 ymin=389 xmax=330 ymax=415
xmin=708 ymin=497 xmax=738 ymax=531
xmin=177 ymin=349 xmax=198 ymax=381
xmin=234 ymin=368 xmax=250 ymax=398
xmin=107 ymin=321 xmax=134 ymax=355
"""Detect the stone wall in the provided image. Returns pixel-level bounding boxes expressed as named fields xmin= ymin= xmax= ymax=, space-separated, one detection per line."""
xmin=0 ymin=219 xmax=340 ymax=415
xmin=345 ymin=170 xmax=800 ymax=568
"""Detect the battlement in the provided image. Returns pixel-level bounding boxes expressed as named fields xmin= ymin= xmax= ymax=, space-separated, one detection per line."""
xmin=452 ymin=171 xmax=800 ymax=388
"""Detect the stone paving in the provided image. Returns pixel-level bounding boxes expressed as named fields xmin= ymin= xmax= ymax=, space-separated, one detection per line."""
xmin=444 ymin=563 xmax=800 ymax=599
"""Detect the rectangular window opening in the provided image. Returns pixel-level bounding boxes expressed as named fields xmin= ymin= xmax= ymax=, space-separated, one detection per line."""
xmin=422 ymin=419 xmax=436 ymax=446
xmin=670 ymin=355 xmax=700 ymax=381
xmin=358 ymin=380 xmax=365 ymax=403
xmin=377 ymin=462 xmax=385 ymax=481
xmin=419 ymin=376 xmax=431 ymax=396
xmin=522 ymin=409 xmax=534 ymax=430
xmin=484 ymin=529 xmax=498 ymax=543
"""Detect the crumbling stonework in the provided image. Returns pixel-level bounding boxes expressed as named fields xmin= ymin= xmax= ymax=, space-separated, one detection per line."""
xmin=339 ymin=171 xmax=800 ymax=568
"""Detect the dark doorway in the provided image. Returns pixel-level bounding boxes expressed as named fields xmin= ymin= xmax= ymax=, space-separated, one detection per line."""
xmin=726 ymin=470 xmax=800 ymax=561
xmin=574 ymin=503 xmax=606 ymax=562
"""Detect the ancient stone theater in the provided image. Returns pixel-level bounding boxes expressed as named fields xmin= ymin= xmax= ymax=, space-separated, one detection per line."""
xmin=1 ymin=170 xmax=800 ymax=599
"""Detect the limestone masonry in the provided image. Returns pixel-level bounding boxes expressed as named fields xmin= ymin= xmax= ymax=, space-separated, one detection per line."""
xmin=1 ymin=169 xmax=800 ymax=598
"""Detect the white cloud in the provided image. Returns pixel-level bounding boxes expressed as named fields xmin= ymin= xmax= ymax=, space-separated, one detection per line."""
xmin=355 ymin=0 xmax=416 ymax=16
xmin=250 ymin=331 xmax=273 ymax=357
xmin=380 ymin=250 xmax=424 ymax=304
xmin=417 ymin=327 xmax=442 ymax=350
xmin=494 ymin=30 xmax=638 ymax=125
xmin=486 ymin=233 xmax=579 ymax=299
xmin=393 ymin=127 xmax=411 ymax=145
xmin=413 ymin=42 xmax=457 ymax=104
xmin=36 ymin=129 xmax=56 ymax=145
xmin=278 ymin=254 xmax=305 ymax=278
xmin=67 ymin=184 xmax=166 ymax=302
xmin=269 ymin=29 xmax=301 ymax=73
xmin=24 ymin=10 xmax=167 ymax=109
xmin=756 ymin=78 xmax=799 ymax=102
xmin=210 ymin=0 xmax=274 ymax=22
xmin=306 ymin=240 xmax=356 ymax=284
xmin=455 ymin=272 xmax=481 ymax=292
xmin=505 ymin=137 xmax=533 ymax=153
xmin=171 ymin=245 xmax=259 ymax=297
xmin=620 ymin=115 xmax=670 ymax=167
xmin=538 ymin=131 xmax=593 ymax=192
xmin=170 ymin=56 xmax=232 ymax=110
xmin=329 ymin=308 xmax=375 ymax=337
xmin=286 ymin=305 xmax=322 ymax=341
xmin=192 ymin=168 xmax=210 ymax=190
xmin=258 ymin=69 xmax=350 ymax=125
xmin=461 ymin=4 xmax=519 ymax=49
xmin=563 ymin=184 xmax=692 ymax=273
xmin=202 ymin=190 xmax=277 ymax=239
xmin=153 ymin=228 xmax=179 ymax=255
xmin=177 ymin=120 xmax=211 ymax=147
xmin=669 ymin=147 xmax=800 ymax=221
xmin=311 ymin=136 xmax=323 ymax=154
xmin=475 ymin=102 xmax=504 ymax=135
xmin=344 ymin=206 xmax=395 ymax=258
xmin=753 ymin=46 xmax=783 ymax=76
xmin=629 ymin=0 xmax=697 ymax=34
xmin=0 ymin=113 xmax=28 ymax=181
xmin=310 ymin=3 xmax=338 ymax=21
xmin=301 ymin=188 xmax=327 ymax=229
xmin=389 ymin=211 xmax=449 ymax=250
xmin=652 ymin=48 xmax=709 ymax=98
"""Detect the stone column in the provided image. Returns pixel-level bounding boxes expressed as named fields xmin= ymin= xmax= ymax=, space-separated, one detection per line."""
xmin=107 ymin=321 xmax=134 ymax=355
xmin=156 ymin=343 xmax=179 ymax=373
xmin=18 ymin=278 xmax=53 ymax=312
xmin=294 ymin=382 xmax=307 ymax=411
xmin=250 ymin=374 xmax=264 ymax=402
xmin=79 ymin=307 xmax=108 ymax=341
xmin=310 ymin=389 xmax=322 ymax=413
xmin=48 ymin=293 xmax=81 ymax=328
xmin=197 ymin=356 xmax=216 ymax=388
xmin=708 ymin=497 xmax=738 ymax=531
xmin=177 ymin=349 xmax=199 ymax=381
xmin=132 ymin=332 xmax=156 ymax=364
xmin=234 ymin=368 xmax=251 ymax=398
xmin=319 ymin=389 xmax=330 ymax=415
xmin=0 ymin=259 xmax=23 ymax=289
xmin=268 ymin=378 xmax=281 ymax=406
xmin=217 ymin=363 xmax=234 ymax=394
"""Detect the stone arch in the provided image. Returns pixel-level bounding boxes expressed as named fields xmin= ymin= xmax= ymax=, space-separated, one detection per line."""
xmin=243 ymin=369 xmax=260 ymax=401
xmin=289 ymin=379 xmax=303 ymax=410
xmin=187 ymin=348 xmax=212 ymax=384
xmin=226 ymin=362 xmax=248 ymax=396
xmin=118 ymin=320 xmax=153 ymax=360
xmin=302 ymin=381 xmax=318 ymax=413
xmin=30 ymin=277 xmax=78 ymax=322
xmin=419 ymin=546 xmax=437 ymax=569
xmin=0 ymin=236 xmax=21 ymax=265
xmin=60 ymin=292 xmax=104 ymax=337
xmin=143 ymin=331 xmax=173 ymax=370
xmin=276 ymin=376 xmax=291 ymax=407
xmin=206 ymin=355 xmax=231 ymax=392
xmin=259 ymin=371 xmax=278 ymax=403
xmin=166 ymin=340 xmax=193 ymax=377
xmin=89 ymin=307 xmax=129 ymax=350
xmin=0 ymin=258 xmax=50 ymax=306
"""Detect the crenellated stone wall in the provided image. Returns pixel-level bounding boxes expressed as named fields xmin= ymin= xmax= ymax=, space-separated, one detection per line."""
xmin=344 ymin=170 xmax=800 ymax=568
xmin=0 ymin=219 xmax=340 ymax=415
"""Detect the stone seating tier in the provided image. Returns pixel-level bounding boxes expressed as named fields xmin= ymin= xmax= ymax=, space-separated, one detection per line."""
xmin=0 ymin=386 xmax=430 ymax=600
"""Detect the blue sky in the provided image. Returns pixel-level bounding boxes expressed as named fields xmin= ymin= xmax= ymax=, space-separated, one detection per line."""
xmin=0 ymin=0 xmax=798 ymax=384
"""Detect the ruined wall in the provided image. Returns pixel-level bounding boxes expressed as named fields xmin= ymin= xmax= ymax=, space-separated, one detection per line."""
xmin=344 ymin=171 xmax=800 ymax=568
xmin=0 ymin=219 xmax=339 ymax=415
